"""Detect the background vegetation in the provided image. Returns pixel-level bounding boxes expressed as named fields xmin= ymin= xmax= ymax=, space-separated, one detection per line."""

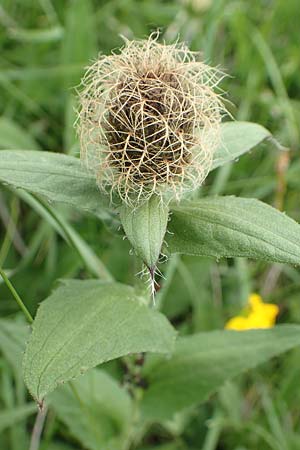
xmin=0 ymin=0 xmax=299 ymax=449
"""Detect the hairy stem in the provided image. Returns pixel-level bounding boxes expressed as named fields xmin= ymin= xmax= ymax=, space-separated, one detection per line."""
xmin=29 ymin=403 xmax=48 ymax=450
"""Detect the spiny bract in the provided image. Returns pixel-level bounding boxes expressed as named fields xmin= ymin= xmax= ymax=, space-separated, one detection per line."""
xmin=78 ymin=35 xmax=226 ymax=205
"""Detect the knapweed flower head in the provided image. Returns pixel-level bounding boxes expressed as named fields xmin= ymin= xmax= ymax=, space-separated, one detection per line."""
xmin=225 ymin=294 xmax=279 ymax=331
xmin=77 ymin=34 xmax=225 ymax=205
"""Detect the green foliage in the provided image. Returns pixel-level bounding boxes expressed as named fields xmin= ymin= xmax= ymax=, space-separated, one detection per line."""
xmin=0 ymin=404 xmax=37 ymax=434
xmin=141 ymin=325 xmax=300 ymax=420
xmin=0 ymin=150 xmax=109 ymax=218
xmin=1 ymin=1 xmax=300 ymax=449
xmin=211 ymin=121 xmax=271 ymax=170
xmin=0 ymin=319 xmax=29 ymax=374
xmin=0 ymin=117 xmax=40 ymax=150
xmin=0 ymin=121 xmax=271 ymax=222
xmin=16 ymin=191 xmax=113 ymax=280
xmin=50 ymin=369 xmax=132 ymax=450
xmin=168 ymin=196 xmax=300 ymax=264
xmin=23 ymin=280 xmax=175 ymax=402
xmin=61 ymin=0 xmax=97 ymax=88
xmin=120 ymin=195 xmax=169 ymax=270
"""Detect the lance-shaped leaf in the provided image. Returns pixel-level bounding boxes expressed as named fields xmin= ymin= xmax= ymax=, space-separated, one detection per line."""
xmin=168 ymin=196 xmax=300 ymax=265
xmin=0 ymin=117 xmax=41 ymax=150
xmin=0 ymin=404 xmax=37 ymax=434
xmin=120 ymin=195 xmax=169 ymax=270
xmin=141 ymin=325 xmax=300 ymax=420
xmin=0 ymin=150 xmax=109 ymax=219
xmin=23 ymin=280 xmax=176 ymax=403
xmin=211 ymin=121 xmax=271 ymax=171
xmin=51 ymin=369 xmax=132 ymax=450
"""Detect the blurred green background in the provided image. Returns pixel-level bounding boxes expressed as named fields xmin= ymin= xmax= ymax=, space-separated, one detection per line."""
xmin=0 ymin=0 xmax=300 ymax=449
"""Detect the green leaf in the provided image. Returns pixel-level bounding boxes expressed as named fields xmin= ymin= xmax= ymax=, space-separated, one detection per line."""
xmin=168 ymin=196 xmax=300 ymax=265
xmin=211 ymin=121 xmax=271 ymax=171
xmin=0 ymin=150 xmax=110 ymax=219
xmin=17 ymin=190 xmax=113 ymax=281
xmin=23 ymin=280 xmax=176 ymax=403
xmin=0 ymin=319 xmax=29 ymax=443
xmin=0 ymin=404 xmax=37 ymax=433
xmin=0 ymin=117 xmax=40 ymax=150
xmin=9 ymin=26 xmax=64 ymax=43
xmin=139 ymin=445 xmax=185 ymax=450
xmin=41 ymin=444 xmax=76 ymax=450
xmin=61 ymin=0 xmax=97 ymax=152
xmin=141 ymin=325 xmax=300 ymax=420
xmin=41 ymin=442 xmax=78 ymax=450
xmin=61 ymin=0 xmax=97 ymax=88
xmin=120 ymin=196 xmax=169 ymax=270
xmin=0 ymin=319 xmax=29 ymax=375
xmin=51 ymin=369 xmax=132 ymax=450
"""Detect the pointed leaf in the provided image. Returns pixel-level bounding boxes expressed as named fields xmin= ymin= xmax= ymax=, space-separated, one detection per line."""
xmin=23 ymin=280 xmax=176 ymax=403
xmin=168 ymin=196 xmax=300 ymax=265
xmin=0 ymin=150 xmax=109 ymax=219
xmin=18 ymin=191 xmax=113 ymax=280
xmin=120 ymin=196 xmax=169 ymax=269
xmin=51 ymin=369 xmax=132 ymax=450
xmin=0 ymin=404 xmax=37 ymax=433
xmin=141 ymin=325 xmax=300 ymax=420
xmin=61 ymin=0 xmax=97 ymax=87
xmin=0 ymin=319 xmax=29 ymax=373
xmin=0 ymin=117 xmax=40 ymax=150
xmin=211 ymin=121 xmax=271 ymax=171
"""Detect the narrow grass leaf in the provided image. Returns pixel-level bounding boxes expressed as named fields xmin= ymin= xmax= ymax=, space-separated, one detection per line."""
xmin=17 ymin=191 xmax=113 ymax=280
xmin=0 ymin=117 xmax=40 ymax=150
xmin=0 ymin=319 xmax=29 ymax=374
xmin=9 ymin=26 xmax=64 ymax=43
xmin=51 ymin=369 xmax=132 ymax=450
xmin=40 ymin=445 xmax=76 ymax=450
xmin=61 ymin=0 xmax=97 ymax=88
xmin=61 ymin=0 xmax=97 ymax=151
xmin=0 ymin=404 xmax=37 ymax=433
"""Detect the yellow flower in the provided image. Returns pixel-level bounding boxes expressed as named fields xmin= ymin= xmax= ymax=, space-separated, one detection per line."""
xmin=225 ymin=294 xmax=279 ymax=331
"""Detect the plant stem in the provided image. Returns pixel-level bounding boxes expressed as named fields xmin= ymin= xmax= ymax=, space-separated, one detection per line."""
xmin=0 ymin=267 xmax=33 ymax=323
xmin=202 ymin=408 xmax=223 ymax=450
xmin=29 ymin=403 xmax=48 ymax=450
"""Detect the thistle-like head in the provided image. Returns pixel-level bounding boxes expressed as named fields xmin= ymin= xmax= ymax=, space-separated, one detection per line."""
xmin=78 ymin=35 xmax=226 ymax=205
